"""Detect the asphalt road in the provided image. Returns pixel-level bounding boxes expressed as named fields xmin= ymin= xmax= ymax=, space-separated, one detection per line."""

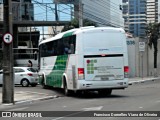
xmin=0 ymin=80 xmax=160 ymax=120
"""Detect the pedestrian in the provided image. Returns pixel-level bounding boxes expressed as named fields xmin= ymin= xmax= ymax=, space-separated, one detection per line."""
xmin=28 ymin=60 xmax=33 ymax=67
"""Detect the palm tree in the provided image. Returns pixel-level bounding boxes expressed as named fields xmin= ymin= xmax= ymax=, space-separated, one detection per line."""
xmin=146 ymin=23 xmax=159 ymax=76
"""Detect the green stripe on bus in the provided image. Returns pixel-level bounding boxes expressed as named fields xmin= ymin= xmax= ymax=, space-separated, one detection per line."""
xmin=46 ymin=55 xmax=68 ymax=87
xmin=63 ymin=31 xmax=74 ymax=38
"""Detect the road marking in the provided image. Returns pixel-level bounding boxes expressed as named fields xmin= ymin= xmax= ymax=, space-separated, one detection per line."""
xmin=139 ymin=107 xmax=143 ymax=109
xmin=9 ymin=107 xmax=29 ymax=111
xmin=83 ymin=106 xmax=103 ymax=111
xmin=51 ymin=111 xmax=85 ymax=120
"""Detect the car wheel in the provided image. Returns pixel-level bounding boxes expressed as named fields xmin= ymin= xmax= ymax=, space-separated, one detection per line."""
xmin=21 ymin=79 xmax=29 ymax=87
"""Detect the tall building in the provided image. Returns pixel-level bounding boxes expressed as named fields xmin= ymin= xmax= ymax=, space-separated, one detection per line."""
xmin=123 ymin=0 xmax=147 ymax=37
xmin=122 ymin=0 xmax=129 ymax=32
xmin=49 ymin=0 xmax=124 ymax=37
xmin=110 ymin=0 xmax=124 ymax=28
xmin=147 ymin=0 xmax=158 ymax=23
xmin=76 ymin=0 xmax=124 ymax=28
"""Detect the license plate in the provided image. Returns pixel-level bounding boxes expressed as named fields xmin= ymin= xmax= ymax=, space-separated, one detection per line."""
xmin=101 ymin=77 xmax=109 ymax=80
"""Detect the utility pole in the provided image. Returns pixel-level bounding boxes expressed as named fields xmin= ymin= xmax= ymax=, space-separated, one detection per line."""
xmin=55 ymin=1 xmax=59 ymax=35
xmin=79 ymin=0 xmax=83 ymax=27
xmin=2 ymin=0 xmax=14 ymax=104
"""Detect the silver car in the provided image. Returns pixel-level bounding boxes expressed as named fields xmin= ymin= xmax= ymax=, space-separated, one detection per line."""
xmin=0 ymin=67 xmax=38 ymax=87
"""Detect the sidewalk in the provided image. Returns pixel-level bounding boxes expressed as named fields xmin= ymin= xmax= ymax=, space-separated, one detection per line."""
xmin=0 ymin=76 xmax=159 ymax=106
xmin=0 ymin=91 xmax=58 ymax=105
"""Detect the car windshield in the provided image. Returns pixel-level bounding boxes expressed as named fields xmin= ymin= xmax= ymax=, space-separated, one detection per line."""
xmin=27 ymin=68 xmax=37 ymax=72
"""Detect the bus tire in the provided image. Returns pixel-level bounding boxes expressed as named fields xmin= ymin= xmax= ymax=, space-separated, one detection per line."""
xmin=106 ymin=89 xmax=112 ymax=95
xmin=98 ymin=89 xmax=112 ymax=96
xmin=63 ymin=78 xmax=71 ymax=96
xmin=41 ymin=75 xmax=48 ymax=89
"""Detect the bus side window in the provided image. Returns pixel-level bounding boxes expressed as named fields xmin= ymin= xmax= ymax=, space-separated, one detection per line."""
xmin=69 ymin=35 xmax=76 ymax=54
xmin=63 ymin=36 xmax=76 ymax=54
xmin=57 ymin=39 xmax=64 ymax=55
xmin=47 ymin=41 xmax=55 ymax=56
xmin=63 ymin=38 xmax=70 ymax=54
xmin=69 ymin=43 xmax=74 ymax=54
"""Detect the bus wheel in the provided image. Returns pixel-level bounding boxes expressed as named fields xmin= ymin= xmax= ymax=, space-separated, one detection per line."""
xmin=41 ymin=75 xmax=47 ymax=89
xmin=98 ymin=90 xmax=104 ymax=96
xmin=64 ymin=79 xmax=71 ymax=96
xmin=106 ymin=89 xmax=112 ymax=95
xmin=98 ymin=89 xmax=112 ymax=96
xmin=64 ymin=83 xmax=69 ymax=96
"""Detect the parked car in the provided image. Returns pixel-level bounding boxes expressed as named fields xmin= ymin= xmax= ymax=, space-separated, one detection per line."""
xmin=0 ymin=67 xmax=38 ymax=87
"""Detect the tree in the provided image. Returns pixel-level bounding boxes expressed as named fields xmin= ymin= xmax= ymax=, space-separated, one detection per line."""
xmin=62 ymin=18 xmax=97 ymax=32
xmin=146 ymin=23 xmax=160 ymax=76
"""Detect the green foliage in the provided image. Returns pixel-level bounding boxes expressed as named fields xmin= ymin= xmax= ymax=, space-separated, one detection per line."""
xmin=146 ymin=23 xmax=159 ymax=35
xmin=62 ymin=18 xmax=97 ymax=32
xmin=146 ymin=23 xmax=159 ymax=49
xmin=146 ymin=22 xmax=160 ymax=68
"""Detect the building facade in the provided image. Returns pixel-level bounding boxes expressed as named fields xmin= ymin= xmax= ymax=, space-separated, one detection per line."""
xmin=147 ymin=0 xmax=158 ymax=23
xmin=78 ymin=0 xmax=124 ymax=28
xmin=123 ymin=0 xmax=147 ymax=37
xmin=122 ymin=0 xmax=129 ymax=32
xmin=123 ymin=0 xmax=159 ymax=37
xmin=49 ymin=0 xmax=124 ymax=37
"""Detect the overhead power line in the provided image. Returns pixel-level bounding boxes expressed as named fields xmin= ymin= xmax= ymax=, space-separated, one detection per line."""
xmin=26 ymin=0 xmax=124 ymax=27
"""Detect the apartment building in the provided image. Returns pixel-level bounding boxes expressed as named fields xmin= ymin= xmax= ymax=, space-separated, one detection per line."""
xmin=123 ymin=0 xmax=147 ymax=37
xmin=147 ymin=0 xmax=158 ymax=23
xmin=123 ymin=0 xmax=159 ymax=37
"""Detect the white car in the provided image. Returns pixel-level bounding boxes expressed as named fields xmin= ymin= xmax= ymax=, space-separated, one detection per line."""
xmin=0 ymin=67 xmax=38 ymax=87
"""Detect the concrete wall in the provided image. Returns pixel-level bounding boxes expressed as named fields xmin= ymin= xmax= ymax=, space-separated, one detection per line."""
xmin=127 ymin=37 xmax=160 ymax=78
xmin=127 ymin=37 xmax=136 ymax=77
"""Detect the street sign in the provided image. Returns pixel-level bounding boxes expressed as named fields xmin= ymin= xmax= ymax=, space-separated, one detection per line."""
xmin=3 ymin=33 xmax=13 ymax=44
xmin=139 ymin=42 xmax=145 ymax=52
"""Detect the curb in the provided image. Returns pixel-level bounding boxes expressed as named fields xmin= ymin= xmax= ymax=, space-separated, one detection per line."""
xmin=128 ymin=77 xmax=160 ymax=85
xmin=0 ymin=95 xmax=61 ymax=107
xmin=14 ymin=95 xmax=58 ymax=105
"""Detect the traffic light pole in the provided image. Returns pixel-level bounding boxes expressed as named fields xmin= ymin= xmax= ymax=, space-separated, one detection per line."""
xmin=2 ymin=0 xmax=14 ymax=104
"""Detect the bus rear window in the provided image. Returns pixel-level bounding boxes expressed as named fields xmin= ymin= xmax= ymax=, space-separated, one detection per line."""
xmin=84 ymin=33 xmax=123 ymax=48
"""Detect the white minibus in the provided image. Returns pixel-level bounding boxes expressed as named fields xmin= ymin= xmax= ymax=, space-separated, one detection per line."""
xmin=38 ymin=26 xmax=129 ymax=96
